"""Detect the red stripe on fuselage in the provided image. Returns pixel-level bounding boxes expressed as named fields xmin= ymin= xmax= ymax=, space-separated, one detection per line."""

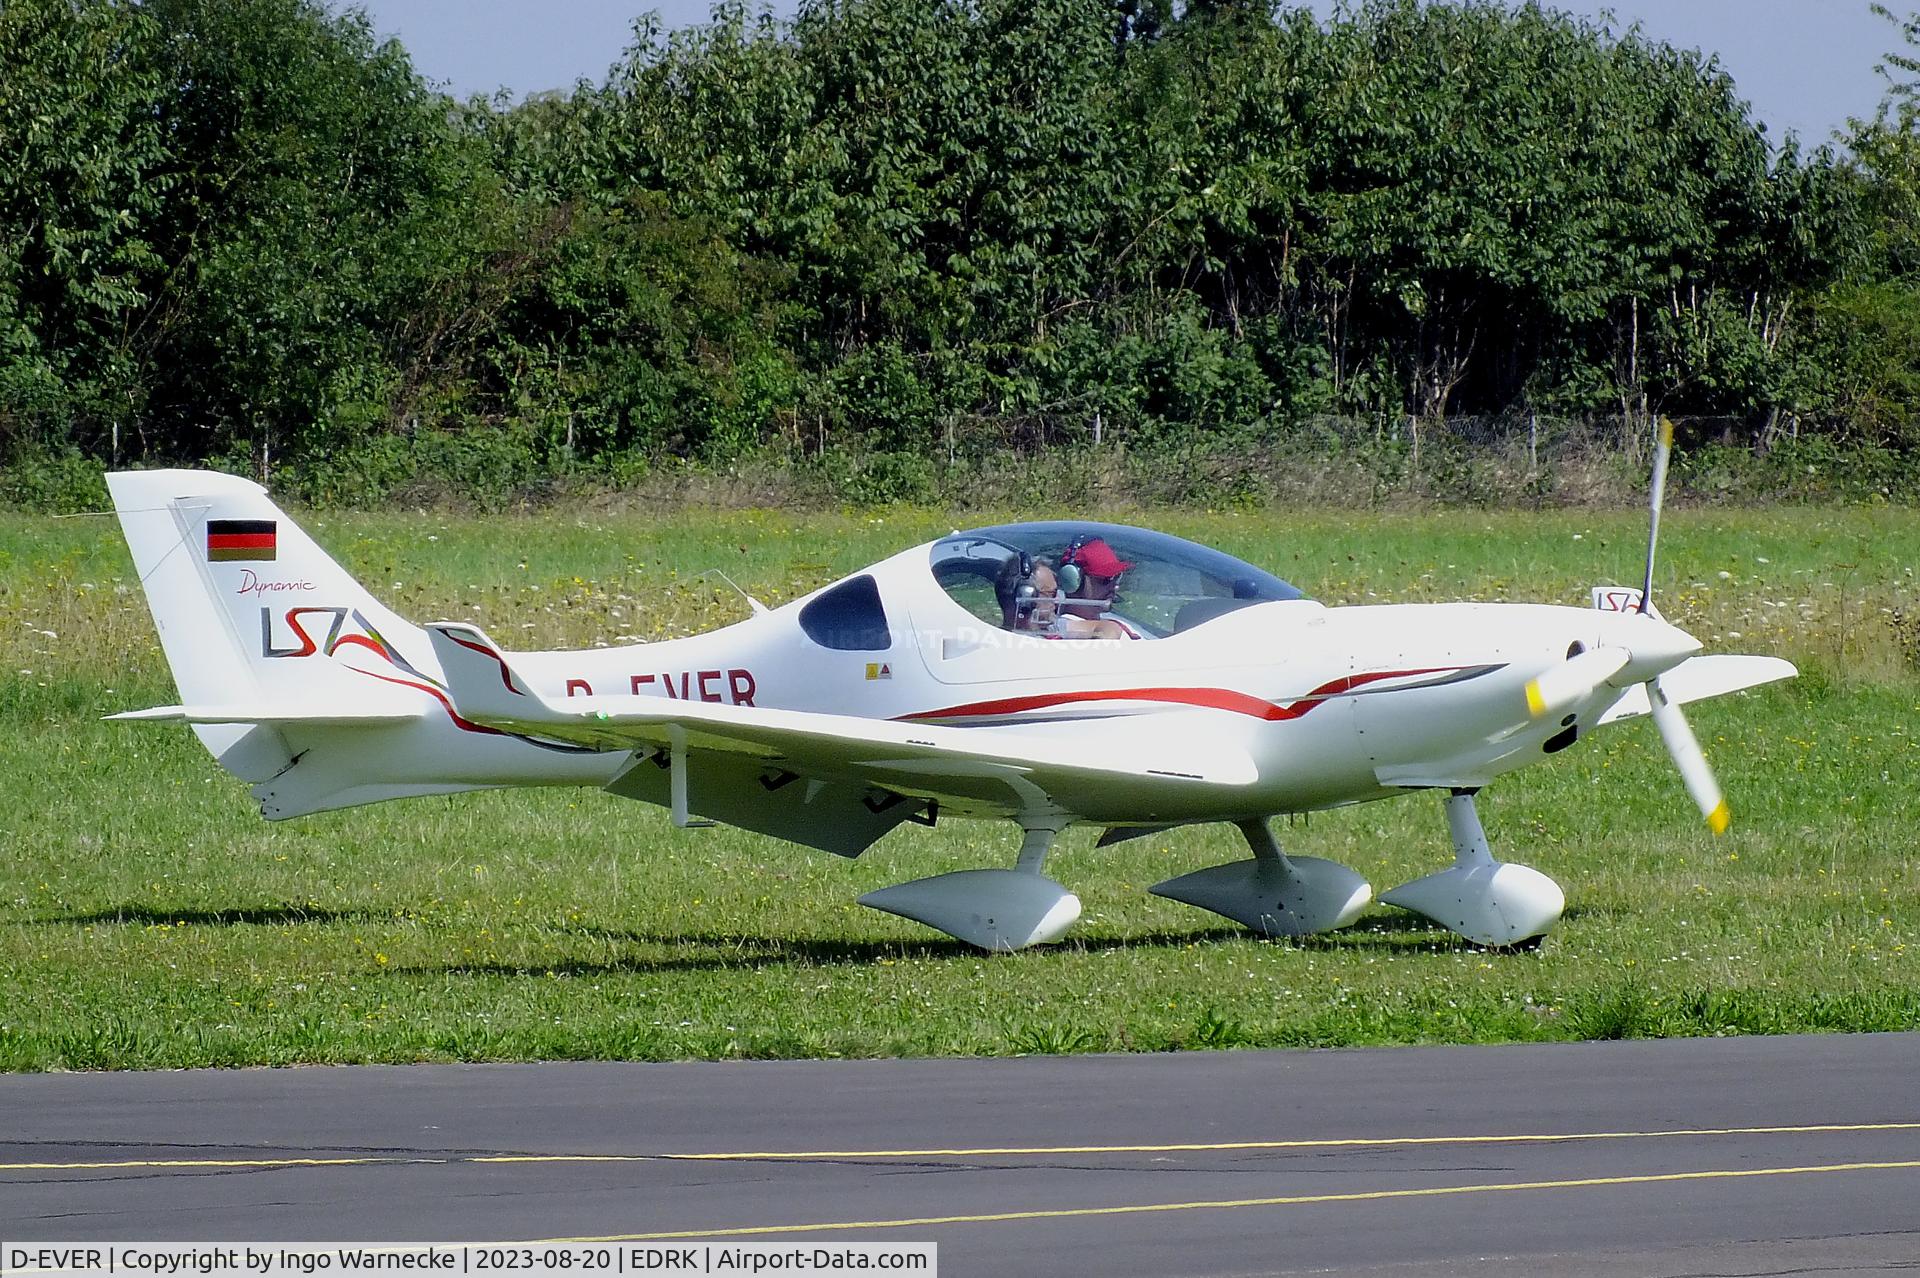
xmin=898 ymin=668 xmax=1464 ymax=725
xmin=207 ymin=533 xmax=277 ymax=549
xmin=344 ymin=665 xmax=504 ymax=736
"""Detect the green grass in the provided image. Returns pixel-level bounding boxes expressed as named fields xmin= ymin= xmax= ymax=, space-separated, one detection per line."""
xmin=1 ymin=503 xmax=1916 ymax=1070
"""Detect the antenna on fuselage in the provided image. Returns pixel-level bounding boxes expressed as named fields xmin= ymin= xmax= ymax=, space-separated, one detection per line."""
xmin=697 ymin=569 xmax=769 ymax=616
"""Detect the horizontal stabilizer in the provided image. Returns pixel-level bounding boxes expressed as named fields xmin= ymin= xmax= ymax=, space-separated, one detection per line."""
xmin=1597 ymin=654 xmax=1797 ymax=725
xmin=106 ymin=702 xmax=427 ymax=725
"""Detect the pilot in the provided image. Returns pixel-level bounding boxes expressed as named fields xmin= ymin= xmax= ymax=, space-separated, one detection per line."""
xmin=1059 ymin=537 xmax=1144 ymax=639
xmin=996 ymin=556 xmax=1128 ymax=639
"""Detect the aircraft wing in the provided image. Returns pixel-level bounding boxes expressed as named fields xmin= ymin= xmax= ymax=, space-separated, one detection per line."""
xmin=424 ymin=623 xmax=1258 ymax=831
xmin=106 ymin=702 xmax=427 ymax=725
xmin=1595 ymin=654 xmax=1798 ymax=725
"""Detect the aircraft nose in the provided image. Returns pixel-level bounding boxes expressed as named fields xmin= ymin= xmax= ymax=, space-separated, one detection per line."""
xmin=1614 ymin=616 xmax=1703 ymax=684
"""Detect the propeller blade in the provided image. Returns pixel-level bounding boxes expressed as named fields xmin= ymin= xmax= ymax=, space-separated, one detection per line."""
xmin=1639 ymin=416 xmax=1674 ymax=612
xmin=1525 ymin=646 xmax=1632 ymax=719
xmin=1635 ymin=419 xmax=1726 ymax=833
xmin=1646 ymin=676 xmax=1729 ymax=835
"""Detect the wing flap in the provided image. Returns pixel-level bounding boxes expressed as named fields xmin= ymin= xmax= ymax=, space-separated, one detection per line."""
xmin=606 ymin=751 xmax=924 ymax=857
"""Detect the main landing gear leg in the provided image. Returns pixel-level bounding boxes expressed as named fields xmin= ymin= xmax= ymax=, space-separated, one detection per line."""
xmin=1149 ymin=818 xmax=1372 ymax=937
xmin=858 ymin=815 xmax=1082 ymax=952
xmin=1378 ymin=789 xmax=1564 ymax=947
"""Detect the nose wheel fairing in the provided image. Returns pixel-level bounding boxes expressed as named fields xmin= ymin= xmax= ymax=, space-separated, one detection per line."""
xmin=1378 ymin=790 xmax=1565 ymax=946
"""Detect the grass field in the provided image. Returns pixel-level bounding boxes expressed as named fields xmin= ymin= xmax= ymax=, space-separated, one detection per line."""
xmin=2 ymin=501 xmax=1916 ymax=1070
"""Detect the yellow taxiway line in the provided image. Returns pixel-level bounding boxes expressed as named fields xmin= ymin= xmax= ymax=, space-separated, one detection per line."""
xmin=642 ymin=1121 xmax=1920 ymax=1161
xmin=553 ymin=1158 xmax=1920 ymax=1241
xmin=3 ymin=1120 xmax=1918 ymax=1173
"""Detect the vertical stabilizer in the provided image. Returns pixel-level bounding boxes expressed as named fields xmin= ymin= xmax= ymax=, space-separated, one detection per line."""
xmin=107 ymin=469 xmax=429 ymax=781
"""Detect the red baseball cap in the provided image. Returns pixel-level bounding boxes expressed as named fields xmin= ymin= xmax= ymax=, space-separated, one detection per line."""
xmin=1068 ymin=538 xmax=1132 ymax=578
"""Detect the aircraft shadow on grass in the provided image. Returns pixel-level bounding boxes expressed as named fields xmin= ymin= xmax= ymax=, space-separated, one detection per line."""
xmin=381 ymin=919 xmax=1493 ymax=978
xmin=30 ymin=903 xmax=382 ymax=928
xmin=28 ymin=905 xmax=1505 ymax=974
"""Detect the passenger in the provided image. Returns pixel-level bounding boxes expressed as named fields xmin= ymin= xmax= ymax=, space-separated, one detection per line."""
xmin=996 ymin=556 xmax=1128 ymax=639
xmin=995 ymin=557 xmax=1056 ymax=631
xmin=1058 ymin=537 xmax=1144 ymax=638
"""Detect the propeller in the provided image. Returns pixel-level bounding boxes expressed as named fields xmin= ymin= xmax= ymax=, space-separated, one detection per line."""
xmin=1638 ymin=416 xmax=1729 ymax=835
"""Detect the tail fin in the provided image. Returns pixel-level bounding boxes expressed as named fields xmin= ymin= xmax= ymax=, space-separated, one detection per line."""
xmin=107 ymin=469 xmax=430 ymax=782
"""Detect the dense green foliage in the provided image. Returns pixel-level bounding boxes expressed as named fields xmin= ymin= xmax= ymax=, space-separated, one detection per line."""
xmin=4 ymin=0 xmax=1920 ymax=506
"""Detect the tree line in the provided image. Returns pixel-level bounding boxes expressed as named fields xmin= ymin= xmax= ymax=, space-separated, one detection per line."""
xmin=3 ymin=0 xmax=1919 ymax=506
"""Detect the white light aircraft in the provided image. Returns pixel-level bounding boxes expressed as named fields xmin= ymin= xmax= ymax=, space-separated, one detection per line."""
xmin=107 ymin=424 xmax=1793 ymax=951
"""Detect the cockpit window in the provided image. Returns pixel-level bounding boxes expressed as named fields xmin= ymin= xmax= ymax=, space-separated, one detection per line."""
xmin=799 ymin=574 xmax=893 ymax=650
xmin=928 ymin=521 xmax=1307 ymax=637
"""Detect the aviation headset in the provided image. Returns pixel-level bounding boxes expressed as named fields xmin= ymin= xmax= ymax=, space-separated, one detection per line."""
xmin=1056 ymin=539 xmax=1084 ymax=595
xmin=1058 ymin=535 xmax=1117 ymax=595
xmin=1008 ymin=548 xmax=1048 ymax=616
xmin=1008 ymin=537 xmax=1122 ymax=614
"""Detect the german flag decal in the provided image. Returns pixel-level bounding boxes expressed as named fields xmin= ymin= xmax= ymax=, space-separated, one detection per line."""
xmin=207 ymin=518 xmax=277 ymax=562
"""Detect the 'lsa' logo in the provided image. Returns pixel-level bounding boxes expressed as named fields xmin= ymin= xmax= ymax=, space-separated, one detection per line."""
xmin=261 ymin=606 xmax=386 ymax=660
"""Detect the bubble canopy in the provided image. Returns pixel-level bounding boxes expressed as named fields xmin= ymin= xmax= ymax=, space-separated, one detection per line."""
xmin=929 ymin=520 xmax=1308 ymax=638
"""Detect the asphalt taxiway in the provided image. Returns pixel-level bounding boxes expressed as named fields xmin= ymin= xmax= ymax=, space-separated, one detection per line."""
xmin=3 ymin=1033 xmax=1918 ymax=1276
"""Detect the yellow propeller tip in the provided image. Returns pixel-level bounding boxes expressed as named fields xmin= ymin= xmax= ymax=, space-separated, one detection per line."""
xmin=1525 ymin=680 xmax=1546 ymax=717
xmin=1658 ymin=416 xmax=1674 ymax=447
xmin=1707 ymin=801 xmax=1730 ymax=836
